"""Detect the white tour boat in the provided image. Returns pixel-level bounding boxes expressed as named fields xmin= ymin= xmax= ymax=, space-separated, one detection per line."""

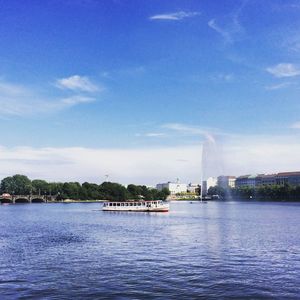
xmin=102 ymin=200 xmax=169 ymax=212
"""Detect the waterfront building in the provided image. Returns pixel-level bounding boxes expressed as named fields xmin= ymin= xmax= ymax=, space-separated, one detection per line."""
xmin=217 ymin=176 xmax=236 ymax=189
xmin=156 ymin=182 xmax=187 ymax=195
xmin=276 ymin=172 xmax=300 ymax=186
xmin=235 ymin=174 xmax=261 ymax=188
xmin=187 ymin=183 xmax=199 ymax=193
xmin=258 ymin=174 xmax=277 ymax=186
xmin=236 ymin=172 xmax=300 ymax=188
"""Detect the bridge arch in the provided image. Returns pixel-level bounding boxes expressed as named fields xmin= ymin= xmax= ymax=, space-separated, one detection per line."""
xmin=31 ymin=198 xmax=45 ymax=203
xmin=0 ymin=198 xmax=12 ymax=204
xmin=15 ymin=197 xmax=30 ymax=203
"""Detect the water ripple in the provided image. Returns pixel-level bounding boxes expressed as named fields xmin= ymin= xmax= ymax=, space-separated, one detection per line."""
xmin=0 ymin=202 xmax=299 ymax=299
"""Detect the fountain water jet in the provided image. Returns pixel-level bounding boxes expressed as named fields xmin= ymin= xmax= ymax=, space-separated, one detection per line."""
xmin=201 ymin=134 xmax=225 ymax=200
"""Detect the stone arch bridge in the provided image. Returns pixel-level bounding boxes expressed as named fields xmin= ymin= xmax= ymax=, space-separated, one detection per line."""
xmin=0 ymin=195 xmax=57 ymax=204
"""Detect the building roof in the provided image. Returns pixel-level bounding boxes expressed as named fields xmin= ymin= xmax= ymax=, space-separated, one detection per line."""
xmin=237 ymin=175 xmax=251 ymax=179
xmin=218 ymin=175 xmax=236 ymax=179
xmin=259 ymin=174 xmax=276 ymax=178
xmin=234 ymin=171 xmax=300 ymax=180
xmin=277 ymin=172 xmax=300 ymax=177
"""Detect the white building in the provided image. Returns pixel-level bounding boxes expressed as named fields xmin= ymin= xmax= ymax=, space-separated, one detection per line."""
xmin=156 ymin=182 xmax=187 ymax=195
xmin=187 ymin=183 xmax=199 ymax=193
xmin=203 ymin=177 xmax=217 ymax=195
xmin=204 ymin=177 xmax=218 ymax=193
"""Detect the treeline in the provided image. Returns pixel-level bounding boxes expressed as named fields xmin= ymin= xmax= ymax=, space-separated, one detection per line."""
xmin=0 ymin=174 xmax=170 ymax=201
xmin=208 ymin=185 xmax=300 ymax=201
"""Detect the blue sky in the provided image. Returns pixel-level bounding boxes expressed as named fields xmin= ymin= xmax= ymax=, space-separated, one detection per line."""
xmin=0 ymin=0 xmax=300 ymax=184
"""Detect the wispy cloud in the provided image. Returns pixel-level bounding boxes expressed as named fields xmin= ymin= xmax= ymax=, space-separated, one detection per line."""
xmin=265 ymin=82 xmax=293 ymax=90
xmin=208 ymin=19 xmax=232 ymax=43
xmin=208 ymin=1 xmax=247 ymax=44
xmin=61 ymin=95 xmax=95 ymax=105
xmin=149 ymin=11 xmax=200 ymax=21
xmin=145 ymin=133 xmax=166 ymax=137
xmin=136 ymin=132 xmax=166 ymax=138
xmin=211 ymin=73 xmax=234 ymax=82
xmin=0 ymin=80 xmax=97 ymax=117
xmin=284 ymin=34 xmax=300 ymax=53
xmin=273 ymin=3 xmax=300 ymax=10
xmin=266 ymin=63 xmax=300 ymax=77
xmin=56 ymin=75 xmax=100 ymax=92
xmin=291 ymin=121 xmax=300 ymax=129
xmin=162 ymin=123 xmax=218 ymax=143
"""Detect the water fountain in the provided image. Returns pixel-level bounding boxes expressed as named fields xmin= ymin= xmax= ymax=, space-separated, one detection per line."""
xmin=200 ymin=134 xmax=224 ymax=201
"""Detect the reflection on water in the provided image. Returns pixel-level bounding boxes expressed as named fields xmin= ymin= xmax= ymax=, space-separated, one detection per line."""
xmin=0 ymin=201 xmax=299 ymax=299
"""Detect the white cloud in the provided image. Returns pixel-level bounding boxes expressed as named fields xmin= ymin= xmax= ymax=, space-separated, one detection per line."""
xmin=1 ymin=133 xmax=300 ymax=185
xmin=0 ymin=145 xmax=202 ymax=185
xmin=149 ymin=11 xmax=200 ymax=21
xmin=61 ymin=95 xmax=95 ymax=105
xmin=266 ymin=63 xmax=300 ymax=77
xmin=56 ymin=75 xmax=100 ymax=92
xmin=222 ymin=135 xmax=300 ymax=176
xmin=0 ymin=80 xmax=97 ymax=117
xmin=291 ymin=122 xmax=300 ymax=129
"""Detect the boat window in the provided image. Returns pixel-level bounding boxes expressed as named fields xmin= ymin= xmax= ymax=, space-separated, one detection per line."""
xmin=125 ymin=203 xmax=128 ymax=206
xmin=113 ymin=203 xmax=116 ymax=206
xmin=117 ymin=203 xmax=120 ymax=206
xmin=130 ymin=203 xmax=133 ymax=206
xmin=138 ymin=203 xmax=141 ymax=206
xmin=121 ymin=203 xmax=124 ymax=206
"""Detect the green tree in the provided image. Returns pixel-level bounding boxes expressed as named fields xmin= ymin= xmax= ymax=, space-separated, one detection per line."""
xmin=62 ymin=182 xmax=82 ymax=199
xmin=32 ymin=179 xmax=49 ymax=195
xmin=0 ymin=174 xmax=32 ymax=195
xmin=99 ymin=182 xmax=129 ymax=201
xmin=82 ymin=182 xmax=100 ymax=200
xmin=127 ymin=184 xmax=142 ymax=199
xmin=207 ymin=186 xmax=226 ymax=198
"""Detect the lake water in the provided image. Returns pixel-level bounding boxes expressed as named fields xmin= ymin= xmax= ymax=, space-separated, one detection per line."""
xmin=0 ymin=201 xmax=299 ymax=299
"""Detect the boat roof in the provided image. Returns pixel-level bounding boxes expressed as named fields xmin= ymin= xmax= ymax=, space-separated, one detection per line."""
xmin=104 ymin=200 xmax=163 ymax=203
